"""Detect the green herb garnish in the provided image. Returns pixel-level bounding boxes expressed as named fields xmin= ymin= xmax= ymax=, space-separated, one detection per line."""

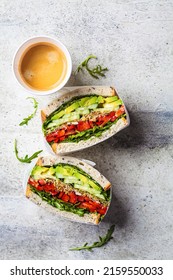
xmin=19 ymin=97 xmax=38 ymax=126
xmin=69 ymin=225 xmax=115 ymax=251
xmin=14 ymin=139 xmax=42 ymax=163
xmin=75 ymin=55 xmax=108 ymax=79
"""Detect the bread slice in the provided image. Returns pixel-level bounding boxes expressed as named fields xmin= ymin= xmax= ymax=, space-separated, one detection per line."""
xmin=41 ymin=86 xmax=130 ymax=155
xmin=26 ymin=155 xmax=111 ymax=225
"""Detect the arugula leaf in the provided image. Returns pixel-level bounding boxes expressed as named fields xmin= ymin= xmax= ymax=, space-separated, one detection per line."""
xmin=19 ymin=97 xmax=38 ymax=126
xmin=75 ymin=55 xmax=108 ymax=79
xmin=69 ymin=225 xmax=115 ymax=251
xmin=14 ymin=139 xmax=42 ymax=163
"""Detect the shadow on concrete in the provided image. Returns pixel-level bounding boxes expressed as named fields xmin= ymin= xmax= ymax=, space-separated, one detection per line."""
xmin=103 ymin=192 xmax=129 ymax=228
xmin=107 ymin=109 xmax=173 ymax=149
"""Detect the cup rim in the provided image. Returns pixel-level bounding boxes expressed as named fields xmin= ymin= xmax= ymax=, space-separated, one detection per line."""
xmin=12 ymin=35 xmax=72 ymax=96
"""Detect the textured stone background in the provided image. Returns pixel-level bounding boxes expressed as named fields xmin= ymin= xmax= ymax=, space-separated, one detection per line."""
xmin=0 ymin=0 xmax=173 ymax=259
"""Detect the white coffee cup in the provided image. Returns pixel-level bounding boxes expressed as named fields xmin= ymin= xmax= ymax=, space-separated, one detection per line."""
xmin=13 ymin=36 xmax=72 ymax=95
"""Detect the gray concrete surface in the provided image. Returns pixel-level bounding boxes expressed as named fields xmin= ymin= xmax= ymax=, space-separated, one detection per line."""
xmin=0 ymin=0 xmax=173 ymax=259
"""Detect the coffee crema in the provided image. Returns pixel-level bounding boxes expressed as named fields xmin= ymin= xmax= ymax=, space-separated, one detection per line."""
xmin=19 ymin=42 xmax=67 ymax=91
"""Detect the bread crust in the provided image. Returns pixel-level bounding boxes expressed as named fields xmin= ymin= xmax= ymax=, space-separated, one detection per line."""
xmin=41 ymin=110 xmax=46 ymax=122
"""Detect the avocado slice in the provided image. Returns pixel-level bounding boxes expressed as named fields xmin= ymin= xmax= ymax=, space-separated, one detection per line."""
xmin=105 ymin=96 xmax=118 ymax=103
xmin=65 ymin=102 xmax=79 ymax=114
xmin=55 ymin=166 xmax=71 ymax=177
xmin=31 ymin=166 xmax=49 ymax=176
xmin=97 ymin=96 xmax=105 ymax=103
xmin=74 ymin=172 xmax=88 ymax=183
xmin=51 ymin=110 xmax=65 ymax=121
xmin=88 ymin=179 xmax=101 ymax=191
xmin=31 ymin=166 xmax=56 ymax=180
xmin=103 ymin=99 xmax=122 ymax=109
xmin=79 ymin=96 xmax=91 ymax=107
xmin=51 ymin=102 xmax=79 ymax=121
xmin=83 ymin=96 xmax=98 ymax=107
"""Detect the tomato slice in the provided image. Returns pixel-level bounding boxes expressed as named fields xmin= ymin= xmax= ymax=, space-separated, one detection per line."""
xmin=111 ymin=115 xmax=117 ymax=122
xmin=65 ymin=130 xmax=76 ymax=136
xmin=50 ymin=191 xmax=58 ymax=196
xmin=38 ymin=179 xmax=46 ymax=185
xmin=37 ymin=185 xmax=43 ymax=191
xmin=79 ymin=202 xmax=96 ymax=212
xmin=120 ymin=105 xmax=125 ymax=112
xmin=58 ymin=192 xmax=64 ymax=199
xmin=67 ymin=125 xmax=75 ymax=131
xmin=89 ymin=200 xmax=102 ymax=208
xmin=100 ymin=115 xmax=111 ymax=126
xmin=97 ymin=206 xmax=107 ymax=215
xmin=115 ymin=105 xmax=125 ymax=117
xmin=77 ymin=121 xmax=90 ymax=131
xmin=28 ymin=178 xmax=38 ymax=187
xmin=69 ymin=192 xmax=77 ymax=204
xmin=108 ymin=111 xmax=115 ymax=118
xmin=46 ymin=135 xmax=55 ymax=142
xmin=61 ymin=193 xmax=70 ymax=202
xmin=77 ymin=196 xmax=85 ymax=202
xmin=57 ymin=129 xmax=65 ymax=137
xmin=89 ymin=120 xmax=94 ymax=128
xmin=59 ymin=136 xmax=65 ymax=141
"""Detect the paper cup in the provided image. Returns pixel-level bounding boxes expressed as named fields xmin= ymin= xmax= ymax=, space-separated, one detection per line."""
xmin=13 ymin=36 xmax=72 ymax=95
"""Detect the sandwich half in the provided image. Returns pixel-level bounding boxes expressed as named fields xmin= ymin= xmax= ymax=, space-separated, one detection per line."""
xmin=26 ymin=156 xmax=111 ymax=224
xmin=41 ymin=86 xmax=129 ymax=154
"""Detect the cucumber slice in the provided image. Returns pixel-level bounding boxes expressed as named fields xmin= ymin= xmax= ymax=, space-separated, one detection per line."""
xmin=55 ymin=172 xmax=67 ymax=179
xmin=74 ymin=183 xmax=91 ymax=192
xmin=64 ymin=178 xmax=80 ymax=184
xmin=48 ymin=112 xmax=80 ymax=128
xmin=95 ymin=107 xmax=119 ymax=113
xmin=74 ymin=183 xmax=105 ymax=200
xmin=76 ymin=108 xmax=90 ymax=115
xmin=62 ymin=112 xmax=80 ymax=122
xmin=87 ymin=103 xmax=98 ymax=109
xmin=47 ymin=118 xmax=65 ymax=128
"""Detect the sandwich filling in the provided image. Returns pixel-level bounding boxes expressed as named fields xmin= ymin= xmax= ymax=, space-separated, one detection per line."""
xmin=42 ymin=95 xmax=126 ymax=144
xmin=27 ymin=163 xmax=111 ymax=219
